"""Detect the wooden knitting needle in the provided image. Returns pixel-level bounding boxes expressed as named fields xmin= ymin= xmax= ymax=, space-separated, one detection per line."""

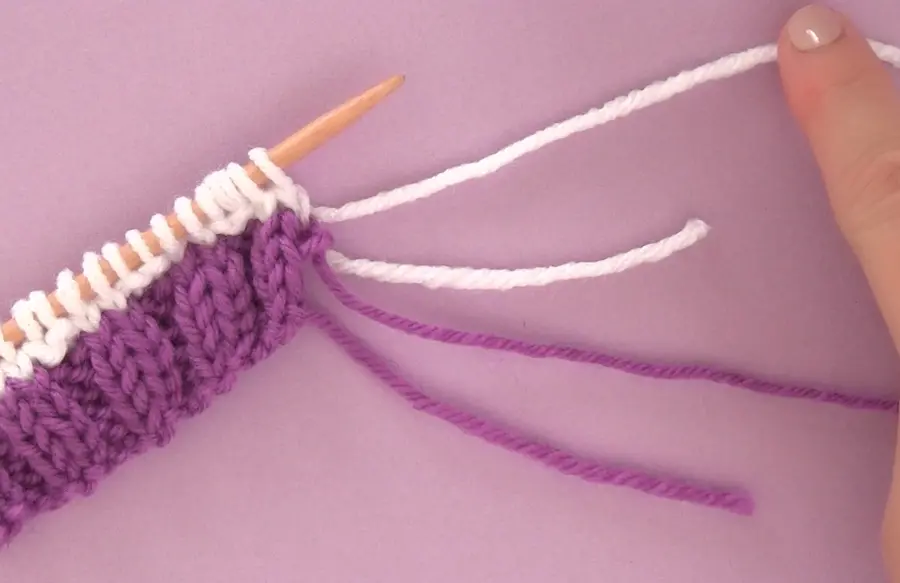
xmin=1 ymin=74 xmax=405 ymax=347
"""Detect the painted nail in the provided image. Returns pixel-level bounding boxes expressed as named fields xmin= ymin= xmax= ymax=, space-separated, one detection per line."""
xmin=787 ymin=5 xmax=844 ymax=51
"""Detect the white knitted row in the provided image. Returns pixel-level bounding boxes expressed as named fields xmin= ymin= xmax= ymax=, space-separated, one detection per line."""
xmin=0 ymin=148 xmax=309 ymax=391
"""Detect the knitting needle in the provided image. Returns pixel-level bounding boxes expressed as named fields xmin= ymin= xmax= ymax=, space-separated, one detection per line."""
xmin=1 ymin=74 xmax=405 ymax=347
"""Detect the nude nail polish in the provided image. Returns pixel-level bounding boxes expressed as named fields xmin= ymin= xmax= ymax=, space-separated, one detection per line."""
xmin=787 ymin=5 xmax=844 ymax=51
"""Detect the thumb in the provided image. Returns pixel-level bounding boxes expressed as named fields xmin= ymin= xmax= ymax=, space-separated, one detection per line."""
xmin=779 ymin=6 xmax=900 ymax=344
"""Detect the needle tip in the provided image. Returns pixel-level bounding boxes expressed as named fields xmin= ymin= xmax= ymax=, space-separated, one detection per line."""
xmin=382 ymin=74 xmax=406 ymax=94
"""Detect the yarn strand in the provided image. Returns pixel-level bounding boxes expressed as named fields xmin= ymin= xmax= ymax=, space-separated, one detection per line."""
xmin=309 ymin=310 xmax=754 ymax=514
xmin=314 ymin=40 xmax=900 ymax=224
xmin=325 ymin=219 xmax=709 ymax=290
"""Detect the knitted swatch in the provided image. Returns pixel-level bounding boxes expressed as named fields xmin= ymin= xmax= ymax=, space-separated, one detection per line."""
xmin=4 ymin=37 xmax=900 ymax=547
xmin=0 ymin=210 xmax=895 ymax=545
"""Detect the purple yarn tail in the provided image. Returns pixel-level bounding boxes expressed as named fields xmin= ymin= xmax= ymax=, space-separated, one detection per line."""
xmin=308 ymin=310 xmax=754 ymax=515
xmin=313 ymin=256 xmax=898 ymax=413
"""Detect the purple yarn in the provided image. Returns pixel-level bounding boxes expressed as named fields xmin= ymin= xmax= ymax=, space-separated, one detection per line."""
xmin=0 ymin=211 xmax=888 ymax=545
xmin=309 ymin=311 xmax=754 ymax=515
xmin=314 ymin=258 xmax=899 ymax=413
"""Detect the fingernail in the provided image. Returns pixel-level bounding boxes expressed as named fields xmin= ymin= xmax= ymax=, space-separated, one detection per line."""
xmin=787 ymin=5 xmax=844 ymax=51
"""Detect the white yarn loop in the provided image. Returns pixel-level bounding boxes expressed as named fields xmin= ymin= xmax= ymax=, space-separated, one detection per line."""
xmin=0 ymin=334 xmax=16 ymax=366
xmin=174 ymin=196 xmax=215 ymax=244
xmin=226 ymin=162 xmax=275 ymax=222
xmin=101 ymin=242 xmax=133 ymax=280
xmin=11 ymin=300 xmax=44 ymax=343
xmin=82 ymin=252 xmax=128 ymax=311
xmin=125 ymin=229 xmax=157 ymax=264
xmin=55 ymin=269 xmax=102 ymax=333
xmin=150 ymin=214 xmax=185 ymax=261
xmin=192 ymin=178 xmax=228 ymax=225
xmin=27 ymin=291 xmax=58 ymax=331
xmin=0 ymin=346 xmax=32 ymax=380
xmin=11 ymin=296 xmax=64 ymax=370
xmin=123 ymin=229 xmax=172 ymax=297
xmin=248 ymin=147 xmax=311 ymax=221
xmin=102 ymin=241 xmax=162 ymax=300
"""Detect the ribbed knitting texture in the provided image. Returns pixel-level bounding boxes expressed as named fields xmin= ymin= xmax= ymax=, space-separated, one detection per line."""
xmin=0 ymin=210 xmax=893 ymax=545
xmin=0 ymin=210 xmax=317 ymax=543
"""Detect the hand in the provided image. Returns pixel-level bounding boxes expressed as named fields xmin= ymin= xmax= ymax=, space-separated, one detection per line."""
xmin=778 ymin=5 xmax=900 ymax=578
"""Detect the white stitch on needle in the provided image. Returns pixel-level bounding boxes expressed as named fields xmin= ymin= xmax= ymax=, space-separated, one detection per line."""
xmin=0 ymin=148 xmax=310 ymax=392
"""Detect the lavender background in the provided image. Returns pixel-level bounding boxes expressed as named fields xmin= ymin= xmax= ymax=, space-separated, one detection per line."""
xmin=0 ymin=1 xmax=898 ymax=581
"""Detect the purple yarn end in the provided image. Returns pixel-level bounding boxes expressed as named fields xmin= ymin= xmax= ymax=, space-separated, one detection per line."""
xmin=309 ymin=311 xmax=755 ymax=516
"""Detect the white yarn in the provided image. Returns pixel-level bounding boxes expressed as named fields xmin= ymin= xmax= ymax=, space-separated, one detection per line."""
xmin=314 ymin=39 xmax=900 ymax=223
xmin=327 ymin=219 xmax=709 ymax=290
xmin=54 ymin=270 xmax=103 ymax=333
xmin=0 ymin=148 xmax=308 ymax=393
xmin=149 ymin=214 xmax=185 ymax=261
xmin=14 ymin=293 xmax=75 ymax=369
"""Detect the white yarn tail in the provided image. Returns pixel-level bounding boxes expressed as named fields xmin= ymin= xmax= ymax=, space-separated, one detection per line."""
xmin=326 ymin=219 xmax=709 ymax=290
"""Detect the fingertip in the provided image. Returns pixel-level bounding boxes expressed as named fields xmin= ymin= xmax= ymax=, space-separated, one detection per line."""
xmin=776 ymin=6 xmax=889 ymax=128
xmin=776 ymin=26 xmax=814 ymax=128
xmin=772 ymin=8 xmax=900 ymax=353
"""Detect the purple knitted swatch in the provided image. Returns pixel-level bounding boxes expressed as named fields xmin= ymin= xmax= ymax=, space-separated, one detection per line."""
xmin=0 ymin=210 xmax=891 ymax=545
